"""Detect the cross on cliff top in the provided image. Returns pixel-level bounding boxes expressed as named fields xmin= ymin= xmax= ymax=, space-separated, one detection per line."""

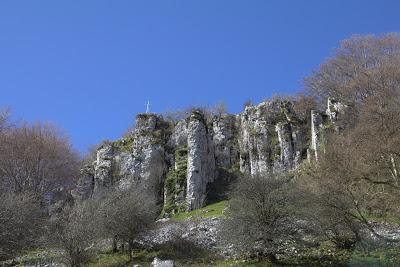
xmin=145 ymin=100 xmax=150 ymax=113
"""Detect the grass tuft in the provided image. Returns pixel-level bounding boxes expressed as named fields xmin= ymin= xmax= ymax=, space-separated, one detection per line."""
xmin=172 ymin=200 xmax=228 ymax=221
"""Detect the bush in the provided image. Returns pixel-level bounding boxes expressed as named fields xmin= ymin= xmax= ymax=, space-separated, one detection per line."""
xmin=0 ymin=193 xmax=44 ymax=261
xmin=49 ymin=200 xmax=99 ymax=267
xmin=97 ymin=188 xmax=158 ymax=260
xmin=220 ymin=173 xmax=299 ymax=262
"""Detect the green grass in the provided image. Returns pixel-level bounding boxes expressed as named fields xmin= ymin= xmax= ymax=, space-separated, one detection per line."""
xmin=350 ymin=247 xmax=400 ymax=266
xmin=20 ymin=247 xmax=399 ymax=267
xmin=186 ymin=259 xmax=276 ymax=266
xmin=173 ymin=260 xmax=274 ymax=266
xmin=363 ymin=213 xmax=400 ymax=225
xmin=87 ymin=252 xmax=130 ymax=267
xmin=87 ymin=251 xmax=274 ymax=267
xmin=12 ymin=248 xmax=62 ymax=266
xmin=172 ymin=200 xmax=228 ymax=221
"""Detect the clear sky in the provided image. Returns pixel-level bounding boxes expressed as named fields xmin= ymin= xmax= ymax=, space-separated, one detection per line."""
xmin=1 ymin=1 xmax=399 ymax=153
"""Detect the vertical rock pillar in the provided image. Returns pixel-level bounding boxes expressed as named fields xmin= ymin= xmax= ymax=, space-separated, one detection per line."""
xmin=186 ymin=110 xmax=216 ymax=211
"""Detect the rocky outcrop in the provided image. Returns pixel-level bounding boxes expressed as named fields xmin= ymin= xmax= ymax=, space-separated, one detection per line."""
xmin=142 ymin=217 xmax=226 ymax=255
xmin=152 ymin=257 xmax=175 ymax=267
xmin=310 ymin=97 xmax=347 ymax=160
xmin=275 ymin=122 xmax=296 ymax=171
xmin=75 ymin=98 xmax=343 ymax=213
xmin=93 ymin=145 xmax=115 ymax=196
xmin=238 ymin=100 xmax=307 ymax=175
xmin=212 ymin=114 xmax=239 ymax=169
xmin=71 ymin=164 xmax=94 ymax=200
xmin=168 ymin=120 xmax=188 ymax=148
xmin=186 ymin=110 xmax=216 ymax=211
xmin=310 ymin=110 xmax=323 ymax=160
xmin=78 ymin=114 xmax=169 ymax=202
xmin=326 ymin=97 xmax=346 ymax=122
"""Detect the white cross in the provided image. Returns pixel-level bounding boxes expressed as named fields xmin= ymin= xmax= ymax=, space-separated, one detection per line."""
xmin=145 ymin=100 xmax=150 ymax=113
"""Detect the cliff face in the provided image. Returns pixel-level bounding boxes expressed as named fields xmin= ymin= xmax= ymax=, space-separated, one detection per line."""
xmin=186 ymin=110 xmax=216 ymax=210
xmin=238 ymin=100 xmax=307 ymax=175
xmin=75 ymin=99 xmax=341 ymax=214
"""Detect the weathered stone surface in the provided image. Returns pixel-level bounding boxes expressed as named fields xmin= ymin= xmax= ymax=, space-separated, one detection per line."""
xmin=310 ymin=110 xmax=323 ymax=160
xmin=186 ymin=110 xmax=216 ymax=211
xmin=71 ymin=163 xmax=94 ymax=200
xmin=152 ymin=257 xmax=175 ymax=267
xmin=238 ymin=100 xmax=303 ymax=175
xmin=142 ymin=217 xmax=225 ymax=253
xmin=212 ymin=114 xmax=239 ymax=169
xmin=326 ymin=97 xmax=345 ymax=122
xmin=275 ymin=122 xmax=295 ymax=171
xmin=93 ymin=145 xmax=114 ymax=196
xmin=83 ymin=114 xmax=168 ymax=202
xmin=168 ymin=120 xmax=188 ymax=148
xmin=75 ymin=99 xmax=337 ymax=212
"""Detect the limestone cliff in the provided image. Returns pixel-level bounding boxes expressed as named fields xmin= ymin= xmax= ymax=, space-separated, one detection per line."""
xmin=186 ymin=110 xmax=216 ymax=210
xmin=75 ymin=98 xmax=342 ymax=214
xmin=238 ymin=100 xmax=308 ymax=175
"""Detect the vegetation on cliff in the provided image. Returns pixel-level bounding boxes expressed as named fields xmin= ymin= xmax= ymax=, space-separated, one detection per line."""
xmin=1 ymin=33 xmax=400 ymax=267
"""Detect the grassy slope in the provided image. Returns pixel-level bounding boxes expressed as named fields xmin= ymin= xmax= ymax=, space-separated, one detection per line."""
xmin=171 ymin=200 xmax=228 ymax=221
xmin=87 ymin=251 xmax=400 ymax=267
xmin=87 ymin=252 xmax=274 ymax=267
xmin=86 ymin=201 xmax=400 ymax=266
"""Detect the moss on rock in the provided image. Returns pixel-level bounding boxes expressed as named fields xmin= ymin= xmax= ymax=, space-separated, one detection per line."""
xmin=162 ymin=146 xmax=188 ymax=216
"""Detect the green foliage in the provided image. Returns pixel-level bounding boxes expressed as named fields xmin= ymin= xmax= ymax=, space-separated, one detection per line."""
xmin=248 ymin=128 xmax=259 ymax=137
xmin=172 ymin=200 xmax=228 ymax=221
xmin=7 ymin=249 xmax=61 ymax=267
xmin=268 ymin=132 xmax=281 ymax=163
xmin=271 ymin=98 xmax=298 ymax=123
xmin=149 ymin=129 xmax=164 ymax=145
xmin=87 ymin=252 xmax=130 ymax=267
xmin=111 ymin=135 xmax=135 ymax=153
xmin=162 ymin=146 xmax=188 ymax=216
xmin=362 ymin=212 xmax=400 ymax=225
xmin=188 ymin=109 xmax=207 ymax=125
xmin=136 ymin=113 xmax=158 ymax=120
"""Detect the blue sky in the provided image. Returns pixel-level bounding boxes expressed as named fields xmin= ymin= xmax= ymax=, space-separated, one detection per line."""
xmin=1 ymin=1 xmax=399 ymax=153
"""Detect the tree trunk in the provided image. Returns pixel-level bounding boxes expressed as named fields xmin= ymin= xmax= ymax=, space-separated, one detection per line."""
xmin=128 ymin=240 xmax=134 ymax=261
xmin=267 ymin=253 xmax=278 ymax=263
xmin=112 ymin=237 xmax=118 ymax=253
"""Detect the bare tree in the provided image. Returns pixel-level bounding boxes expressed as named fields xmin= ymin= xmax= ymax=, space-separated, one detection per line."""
xmin=298 ymin=96 xmax=400 ymax=246
xmin=0 ymin=122 xmax=80 ymax=196
xmin=48 ymin=200 xmax=99 ymax=267
xmin=302 ymin=33 xmax=400 ymax=244
xmin=97 ymin=187 xmax=158 ymax=260
xmin=164 ymin=102 xmax=228 ymax=124
xmin=210 ymin=101 xmax=228 ymax=117
xmin=292 ymin=93 xmax=318 ymax=122
xmin=298 ymin=152 xmax=364 ymax=249
xmin=0 ymin=107 xmax=12 ymax=133
xmin=221 ymin=174 xmax=299 ymax=262
xmin=0 ymin=193 xmax=44 ymax=261
xmin=0 ymin=110 xmax=80 ymax=261
xmin=305 ymin=33 xmax=400 ymax=105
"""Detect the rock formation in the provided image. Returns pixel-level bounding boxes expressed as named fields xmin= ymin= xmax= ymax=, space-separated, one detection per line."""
xmin=186 ymin=110 xmax=216 ymax=210
xmin=310 ymin=110 xmax=323 ymax=160
xmin=238 ymin=100 xmax=307 ymax=174
xmin=74 ymin=98 xmax=344 ymax=214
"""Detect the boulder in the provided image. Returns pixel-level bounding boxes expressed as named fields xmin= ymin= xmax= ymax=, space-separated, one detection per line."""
xmin=152 ymin=257 xmax=175 ymax=267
